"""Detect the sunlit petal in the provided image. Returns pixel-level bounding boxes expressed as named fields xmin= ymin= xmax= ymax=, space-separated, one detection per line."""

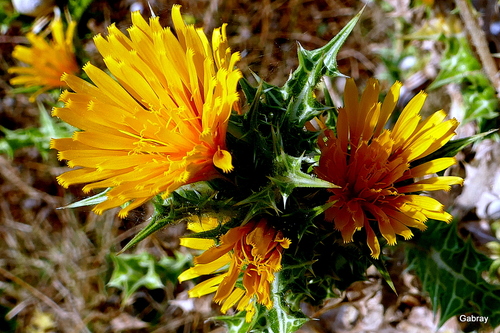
xmin=51 ymin=6 xmax=241 ymax=216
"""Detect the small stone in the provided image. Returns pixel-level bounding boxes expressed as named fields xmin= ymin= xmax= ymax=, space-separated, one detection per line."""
xmin=11 ymin=0 xmax=55 ymax=17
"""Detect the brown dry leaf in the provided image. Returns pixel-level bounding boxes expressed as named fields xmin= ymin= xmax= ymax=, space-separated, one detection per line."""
xmin=457 ymin=140 xmax=500 ymax=220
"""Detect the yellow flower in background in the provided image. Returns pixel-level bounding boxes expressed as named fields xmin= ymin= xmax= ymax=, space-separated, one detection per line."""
xmin=9 ymin=15 xmax=79 ymax=102
xmin=51 ymin=5 xmax=241 ymax=217
xmin=314 ymin=78 xmax=462 ymax=259
xmin=178 ymin=219 xmax=291 ymax=322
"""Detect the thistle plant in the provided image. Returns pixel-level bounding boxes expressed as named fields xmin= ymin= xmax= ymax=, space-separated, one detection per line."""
xmin=8 ymin=3 xmax=500 ymax=332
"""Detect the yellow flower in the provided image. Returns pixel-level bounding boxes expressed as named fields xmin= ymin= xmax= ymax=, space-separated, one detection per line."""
xmin=50 ymin=6 xmax=241 ymax=217
xmin=314 ymin=78 xmax=462 ymax=259
xmin=178 ymin=219 xmax=291 ymax=322
xmin=9 ymin=15 xmax=79 ymax=102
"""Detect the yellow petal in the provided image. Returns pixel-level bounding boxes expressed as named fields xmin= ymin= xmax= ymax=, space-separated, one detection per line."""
xmin=391 ymin=92 xmax=426 ymax=148
xmin=220 ymin=288 xmax=245 ymax=313
xmin=178 ymin=254 xmax=231 ymax=283
xmin=397 ymin=176 xmax=463 ymax=193
xmin=180 ymin=237 xmax=215 ymax=250
xmin=365 ymin=224 xmax=381 ymax=259
xmin=374 ymin=81 xmax=402 ymax=136
xmin=403 ymin=195 xmax=444 ymax=211
xmin=213 ymin=148 xmax=233 ymax=172
xmin=186 ymin=274 xmax=227 ymax=297
xmin=400 ymin=157 xmax=457 ymax=181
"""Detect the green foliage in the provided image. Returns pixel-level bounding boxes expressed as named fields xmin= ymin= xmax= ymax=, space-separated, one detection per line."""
xmin=119 ymin=182 xmax=239 ymax=253
xmin=67 ymin=0 xmax=94 ymax=22
xmin=0 ymin=102 xmax=72 ymax=159
xmin=223 ymin=8 xmax=362 ymax=214
xmin=407 ymin=220 xmax=500 ymax=328
xmin=0 ymin=0 xmax=18 ymax=30
xmin=59 ymin=188 xmax=110 ymax=209
xmin=108 ymin=251 xmax=191 ymax=305
xmin=283 ymin=8 xmax=362 ymax=126
xmin=279 ymin=229 xmax=374 ymax=307
xmin=257 ymin=273 xmax=308 ymax=333
xmin=429 ymin=36 xmax=498 ymax=130
xmin=487 ymin=221 xmax=500 ymax=282
xmin=269 ymin=151 xmax=338 ymax=208
xmin=377 ymin=10 xmax=498 ymax=131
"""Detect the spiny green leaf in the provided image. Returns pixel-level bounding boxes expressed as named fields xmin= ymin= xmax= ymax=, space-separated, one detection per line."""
xmin=462 ymin=79 xmax=498 ymax=126
xmin=239 ymin=77 xmax=258 ymax=105
xmin=428 ymin=37 xmax=481 ymax=90
xmin=108 ymin=252 xmax=165 ymax=305
xmin=265 ymin=272 xmax=308 ymax=333
xmin=235 ymin=185 xmax=282 ymax=224
xmin=58 ymin=188 xmax=109 ymax=209
xmin=118 ymin=209 xmax=178 ymax=254
xmin=407 ymin=220 xmax=500 ymax=328
xmin=0 ymin=102 xmax=72 ymax=159
xmin=108 ymin=252 xmax=190 ymax=305
xmin=282 ymin=8 xmax=363 ymax=126
xmin=157 ymin=252 xmax=193 ymax=284
xmin=269 ymin=152 xmax=338 ymax=208
xmin=370 ymin=257 xmax=396 ymax=294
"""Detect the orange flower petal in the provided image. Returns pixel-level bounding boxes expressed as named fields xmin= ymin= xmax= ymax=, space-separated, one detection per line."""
xmin=314 ymin=79 xmax=461 ymax=257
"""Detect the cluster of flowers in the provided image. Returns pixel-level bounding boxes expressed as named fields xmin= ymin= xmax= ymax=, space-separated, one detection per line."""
xmin=9 ymin=4 xmax=462 ymax=322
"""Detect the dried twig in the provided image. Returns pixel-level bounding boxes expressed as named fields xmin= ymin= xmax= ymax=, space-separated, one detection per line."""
xmin=455 ymin=0 xmax=500 ymax=99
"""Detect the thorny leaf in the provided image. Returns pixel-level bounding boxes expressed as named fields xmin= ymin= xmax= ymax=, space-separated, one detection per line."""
xmin=407 ymin=220 xmax=500 ymax=328
xmin=108 ymin=252 xmax=191 ymax=305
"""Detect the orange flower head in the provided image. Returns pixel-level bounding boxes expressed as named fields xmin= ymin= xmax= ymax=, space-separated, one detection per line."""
xmin=9 ymin=15 xmax=79 ymax=102
xmin=178 ymin=219 xmax=291 ymax=322
xmin=50 ymin=6 xmax=241 ymax=217
xmin=314 ymin=78 xmax=462 ymax=258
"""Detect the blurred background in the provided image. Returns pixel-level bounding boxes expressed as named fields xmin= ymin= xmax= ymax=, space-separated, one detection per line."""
xmin=1 ymin=0 xmax=500 ymax=332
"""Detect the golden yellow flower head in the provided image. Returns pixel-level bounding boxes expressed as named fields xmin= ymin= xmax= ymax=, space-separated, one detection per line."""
xmin=9 ymin=15 xmax=79 ymax=102
xmin=314 ymin=78 xmax=462 ymax=259
xmin=178 ymin=218 xmax=291 ymax=322
xmin=50 ymin=5 xmax=242 ymax=217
